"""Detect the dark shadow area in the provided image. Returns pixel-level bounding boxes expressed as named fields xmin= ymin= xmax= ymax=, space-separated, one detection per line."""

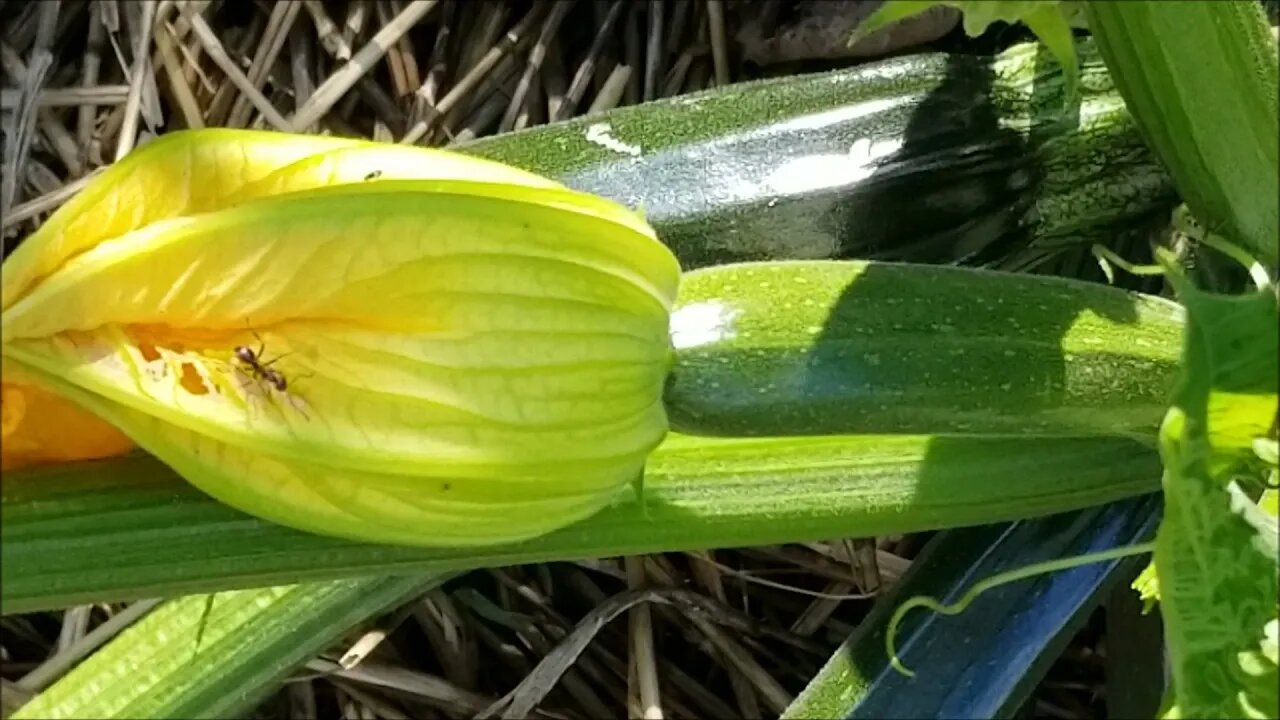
xmin=794 ymin=38 xmax=1172 ymax=438
xmin=813 ymin=262 xmax=1147 ymax=435
xmin=823 ymin=48 xmax=1046 ymax=266
xmin=828 ymin=36 xmax=1180 ymax=270
xmin=552 ymin=37 xmax=1176 ymax=274
xmin=555 ymin=44 xmax=1057 ymax=270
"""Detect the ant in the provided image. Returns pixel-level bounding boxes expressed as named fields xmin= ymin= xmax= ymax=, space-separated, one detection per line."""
xmin=233 ymin=331 xmax=291 ymax=392
xmin=231 ymin=330 xmax=314 ymax=420
xmin=363 ymin=170 xmax=382 ymax=181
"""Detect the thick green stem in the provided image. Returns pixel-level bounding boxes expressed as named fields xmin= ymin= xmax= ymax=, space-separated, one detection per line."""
xmin=10 ymin=575 xmax=442 ymax=720
xmin=1 ymin=433 xmax=1161 ymax=614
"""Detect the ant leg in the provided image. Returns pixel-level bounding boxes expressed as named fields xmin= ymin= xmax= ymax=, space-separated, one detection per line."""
xmin=260 ymin=351 xmax=293 ymax=368
xmin=286 ymin=393 xmax=311 ymax=421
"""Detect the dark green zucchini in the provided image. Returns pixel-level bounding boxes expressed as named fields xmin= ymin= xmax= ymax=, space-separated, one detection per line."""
xmin=458 ymin=38 xmax=1178 ymax=270
xmin=665 ymin=260 xmax=1184 ymax=439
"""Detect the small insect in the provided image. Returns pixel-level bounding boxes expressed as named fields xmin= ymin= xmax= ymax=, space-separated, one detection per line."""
xmin=363 ymin=170 xmax=383 ymax=181
xmin=233 ymin=332 xmax=290 ymax=392
xmin=232 ymin=330 xmax=312 ymax=420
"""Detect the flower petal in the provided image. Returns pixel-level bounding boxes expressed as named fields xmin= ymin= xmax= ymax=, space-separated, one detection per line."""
xmin=2 ymin=152 xmax=679 ymax=544
xmin=1 ymin=129 xmax=565 ymax=311
xmin=9 ymin=357 xmax=645 ymax=546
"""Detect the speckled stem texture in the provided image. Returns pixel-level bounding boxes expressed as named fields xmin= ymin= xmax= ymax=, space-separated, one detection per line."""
xmin=666 ymin=260 xmax=1184 ymax=439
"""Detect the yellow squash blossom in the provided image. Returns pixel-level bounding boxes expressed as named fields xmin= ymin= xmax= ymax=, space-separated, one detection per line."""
xmin=1 ymin=362 xmax=136 ymax=471
xmin=0 ymin=129 xmax=681 ymax=547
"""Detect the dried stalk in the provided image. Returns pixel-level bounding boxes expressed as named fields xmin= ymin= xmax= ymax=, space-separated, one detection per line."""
xmin=38 ymin=107 xmax=82 ymax=177
xmin=418 ymin=7 xmax=450 ymax=106
xmin=180 ymin=4 xmax=290 ymax=130
xmin=226 ymin=0 xmax=302 ymax=128
xmin=688 ymin=551 xmax=763 ymax=717
xmin=541 ymin=37 xmax=566 ymax=121
xmin=114 ymin=0 xmax=156 ymax=160
xmin=585 ymin=63 xmax=629 ymax=115
xmin=626 ymin=557 xmax=664 ymax=720
xmin=76 ymin=1 xmax=108 ymax=153
xmin=289 ymin=0 xmax=439 ymax=132
xmin=643 ymin=0 xmax=663 ymax=101
xmin=0 ymin=86 xmax=130 ymax=110
xmin=664 ymin=0 xmax=692 ymax=57
xmin=154 ymin=11 xmax=204 ymax=129
xmin=0 ymin=1 xmax=58 ymax=217
xmin=13 ymin=599 xmax=163 ymax=693
xmin=400 ymin=4 xmax=543 ymax=144
xmin=623 ymin=2 xmax=641 ymax=104
xmin=303 ymin=0 xmax=351 ymax=61
xmin=498 ymin=0 xmax=571 ymax=133
xmin=660 ymin=46 xmax=697 ymax=97
xmin=288 ymin=20 xmax=315 ymax=120
xmin=341 ymin=0 xmax=370 ymax=49
xmin=557 ymin=0 xmax=623 ymax=121
xmin=707 ymin=0 xmax=730 ymax=86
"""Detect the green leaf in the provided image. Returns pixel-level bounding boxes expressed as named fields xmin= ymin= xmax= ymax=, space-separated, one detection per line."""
xmin=1164 ymin=275 xmax=1279 ymax=472
xmin=1154 ymin=481 xmax=1278 ymax=719
xmin=849 ymin=1 xmax=1081 ymax=103
xmin=845 ymin=1 xmax=940 ymax=45
xmin=1154 ymin=254 xmax=1279 ymax=719
xmin=1261 ymin=488 xmax=1279 ymax=517
xmin=1018 ymin=4 xmax=1081 ymax=104
xmin=10 ymin=576 xmax=441 ymax=720
xmin=1085 ymin=1 xmax=1279 ymax=267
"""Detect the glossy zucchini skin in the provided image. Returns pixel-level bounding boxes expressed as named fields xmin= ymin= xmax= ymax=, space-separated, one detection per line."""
xmin=665 ymin=261 xmax=1184 ymax=439
xmin=459 ymin=39 xmax=1178 ymax=270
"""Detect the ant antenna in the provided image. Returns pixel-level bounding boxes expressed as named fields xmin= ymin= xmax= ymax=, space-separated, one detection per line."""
xmin=241 ymin=319 xmax=293 ymax=366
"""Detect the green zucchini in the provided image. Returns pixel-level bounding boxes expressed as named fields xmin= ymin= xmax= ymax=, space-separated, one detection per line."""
xmin=458 ymin=38 xmax=1178 ymax=270
xmin=664 ymin=260 xmax=1185 ymax=439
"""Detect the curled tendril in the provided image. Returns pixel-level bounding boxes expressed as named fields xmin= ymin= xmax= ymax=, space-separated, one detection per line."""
xmin=1090 ymin=204 xmax=1274 ymax=292
xmin=886 ymin=541 xmax=1157 ymax=677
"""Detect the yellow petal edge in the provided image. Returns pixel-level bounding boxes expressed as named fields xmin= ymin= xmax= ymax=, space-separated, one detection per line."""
xmin=0 ymin=129 xmax=681 ymax=547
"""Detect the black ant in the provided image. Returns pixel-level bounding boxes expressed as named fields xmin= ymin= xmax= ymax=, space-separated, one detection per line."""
xmin=228 ymin=325 xmax=313 ymax=420
xmin=363 ymin=170 xmax=382 ymax=180
xmin=233 ymin=331 xmax=290 ymax=392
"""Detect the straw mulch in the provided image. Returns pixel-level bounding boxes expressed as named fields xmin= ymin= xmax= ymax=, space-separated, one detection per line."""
xmin=1 ymin=2 xmax=1115 ymax=719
